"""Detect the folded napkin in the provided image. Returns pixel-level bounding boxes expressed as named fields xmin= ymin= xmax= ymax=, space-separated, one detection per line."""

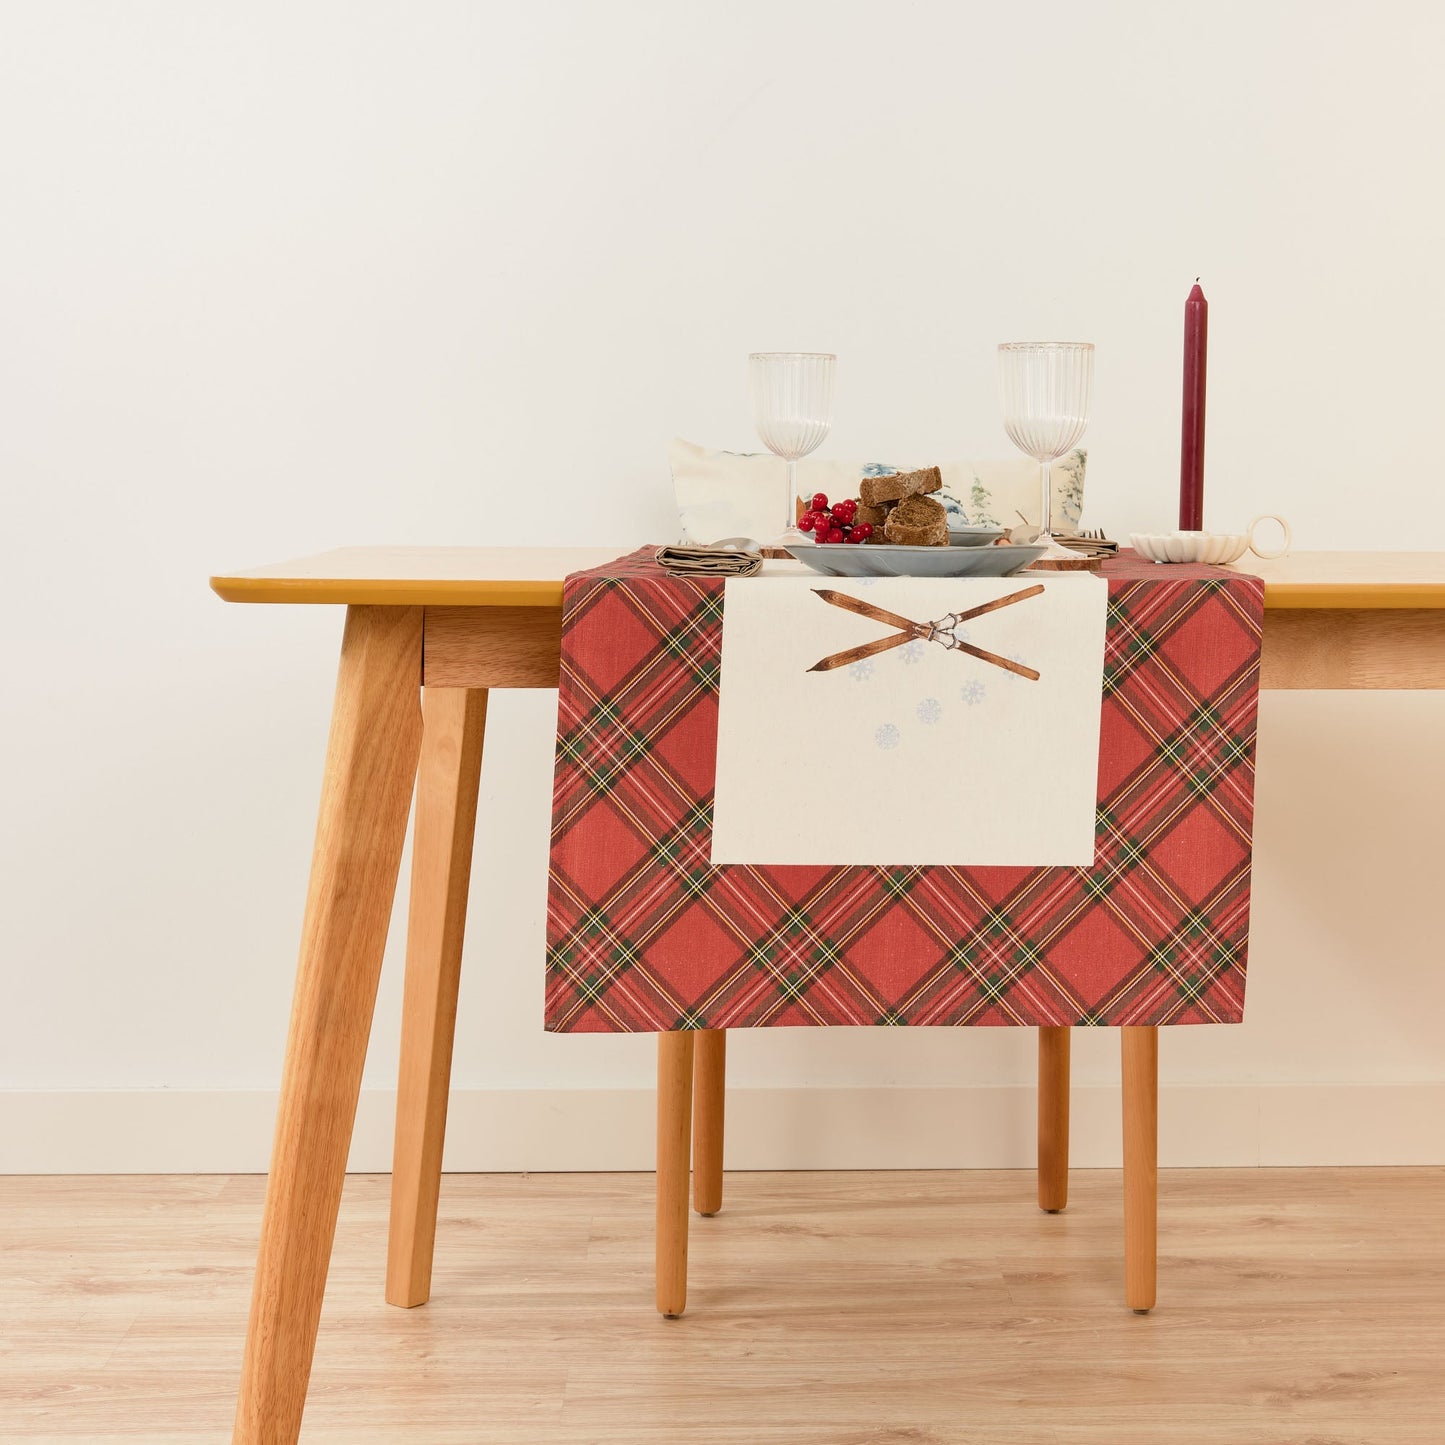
xmin=654 ymin=544 xmax=762 ymax=578
xmin=1054 ymin=532 xmax=1119 ymax=558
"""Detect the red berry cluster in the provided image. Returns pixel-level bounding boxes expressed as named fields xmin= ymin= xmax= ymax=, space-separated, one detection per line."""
xmin=797 ymin=492 xmax=874 ymax=545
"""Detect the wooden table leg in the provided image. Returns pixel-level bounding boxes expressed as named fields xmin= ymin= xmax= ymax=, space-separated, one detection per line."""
xmin=1121 ymin=1025 xmax=1159 ymax=1314
xmin=656 ymin=1031 xmax=695 ymax=1318
xmin=692 ymin=1029 xmax=726 ymax=1217
xmin=232 ymin=605 xmax=423 ymax=1445
xmin=386 ymin=687 xmax=488 ymax=1308
xmin=1037 ymin=1025 xmax=1070 ymax=1213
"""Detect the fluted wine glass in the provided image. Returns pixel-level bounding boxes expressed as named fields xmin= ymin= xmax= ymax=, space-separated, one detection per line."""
xmin=998 ymin=342 xmax=1094 ymax=542
xmin=749 ymin=352 xmax=835 ymax=544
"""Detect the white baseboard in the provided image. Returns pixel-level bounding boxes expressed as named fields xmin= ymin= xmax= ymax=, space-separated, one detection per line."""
xmin=2 ymin=1083 xmax=1441 ymax=1174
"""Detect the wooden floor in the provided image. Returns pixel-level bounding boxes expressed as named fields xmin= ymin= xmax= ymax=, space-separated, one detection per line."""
xmin=2 ymin=1169 xmax=1442 ymax=1443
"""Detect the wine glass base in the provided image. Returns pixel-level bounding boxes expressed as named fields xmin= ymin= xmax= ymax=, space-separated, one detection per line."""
xmin=1035 ymin=535 xmax=1084 ymax=562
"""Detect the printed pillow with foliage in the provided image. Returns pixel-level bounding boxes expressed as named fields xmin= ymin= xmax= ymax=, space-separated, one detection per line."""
xmin=669 ymin=438 xmax=1086 ymax=544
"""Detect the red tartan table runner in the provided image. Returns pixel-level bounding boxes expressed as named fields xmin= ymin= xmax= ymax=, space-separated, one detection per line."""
xmin=546 ymin=549 xmax=1265 ymax=1032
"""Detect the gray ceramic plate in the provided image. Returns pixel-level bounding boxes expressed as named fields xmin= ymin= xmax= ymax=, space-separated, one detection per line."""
xmin=947 ymin=526 xmax=1005 ymax=548
xmin=785 ymin=543 xmax=1047 ymax=579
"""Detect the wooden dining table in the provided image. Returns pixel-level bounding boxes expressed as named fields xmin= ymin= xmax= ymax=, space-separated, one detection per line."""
xmin=210 ymin=546 xmax=1445 ymax=1445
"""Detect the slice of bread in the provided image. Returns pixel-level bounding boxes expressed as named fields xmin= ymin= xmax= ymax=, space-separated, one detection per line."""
xmin=858 ymin=465 xmax=943 ymax=507
xmin=855 ymin=501 xmax=892 ymax=541
xmin=883 ymin=494 xmax=948 ymax=546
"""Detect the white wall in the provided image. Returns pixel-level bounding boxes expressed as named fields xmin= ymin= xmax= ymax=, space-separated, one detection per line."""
xmin=3 ymin=1 xmax=1443 ymax=1171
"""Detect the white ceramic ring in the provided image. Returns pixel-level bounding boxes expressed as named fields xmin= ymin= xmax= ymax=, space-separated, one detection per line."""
xmin=1248 ymin=514 xmax=1291 ymax=560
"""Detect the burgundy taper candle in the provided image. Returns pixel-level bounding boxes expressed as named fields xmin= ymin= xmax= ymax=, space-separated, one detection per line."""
xmin=1179 ymin=280 xmax=1208 ymax=530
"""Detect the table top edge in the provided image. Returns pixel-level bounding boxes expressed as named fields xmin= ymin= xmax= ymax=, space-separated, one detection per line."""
xmin=209 ymin=575 xmax=568 ymax=607
xmin=210 ymin=573 xmax=1445 ymax=611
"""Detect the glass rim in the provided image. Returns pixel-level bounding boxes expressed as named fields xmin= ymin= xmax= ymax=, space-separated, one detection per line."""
xmin=997 ymin=341 xmax=1095 ymax=352
xmin=748 ymin=351 xmax=837 ymax=361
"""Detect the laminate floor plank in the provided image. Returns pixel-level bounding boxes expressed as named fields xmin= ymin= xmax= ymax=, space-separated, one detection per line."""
xmin=1 ymin=1169 xmax=1440 ymax=1443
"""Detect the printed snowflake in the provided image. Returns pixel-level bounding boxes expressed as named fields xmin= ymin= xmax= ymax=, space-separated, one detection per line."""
xmin=848 ymin=658 xmax=876 ymax=682
xmin=874 ymin=723 xmax=901 ymax=750
xmin=898 ymin=640 xmax=925 ymax=665
xmin=916 ymin=697 xmax=942 ymax=725
xmin=960 ymin=679 xmax=986 ymax=706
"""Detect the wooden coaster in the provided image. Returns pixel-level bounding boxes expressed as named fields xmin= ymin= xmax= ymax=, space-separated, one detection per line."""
xmin=1027 ymin=553 xmax=1105 ymax=571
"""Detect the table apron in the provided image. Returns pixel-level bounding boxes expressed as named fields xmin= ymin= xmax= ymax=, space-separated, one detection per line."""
xmin=422 ymin=606 xmax=562 ymax=689
xmin=419 ymin=604 xmax=1445 ymax=693
xmin=1259 ymin=608 xmax=1445 ymax=689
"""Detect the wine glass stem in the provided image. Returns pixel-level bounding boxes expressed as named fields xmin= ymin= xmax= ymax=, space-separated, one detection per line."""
xmin=786 ymin=458 xmax=797 ymax=538
xmin=1039 ymin=459 xmax=1053 ymax=539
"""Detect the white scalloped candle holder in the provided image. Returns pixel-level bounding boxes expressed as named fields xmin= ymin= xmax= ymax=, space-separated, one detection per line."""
xmin=1130 ymin=515 xmax=1290 ymax=566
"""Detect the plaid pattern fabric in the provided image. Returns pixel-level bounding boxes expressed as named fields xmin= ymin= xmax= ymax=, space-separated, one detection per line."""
xmin=546 ymin=549 xmax=1264 ymax=1032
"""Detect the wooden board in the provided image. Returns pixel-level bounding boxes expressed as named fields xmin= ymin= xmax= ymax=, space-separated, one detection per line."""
xmin=211 ymin=547 xmax=1445 ymax=611
xmin=408 ymin=604 xmax=1445 ymax=692
xmin=1234 ymin=550 xmax=1445 ymax=609
xmin=1260 ymin=608 xmax=1445 ymax=689
xmin=7 ymin=1170 xmax=1444 ymax=1443
xmin=422 ymin=606 xmax=563 ymax=688
xmin=211 ymin=546 xmax=626 ymax=607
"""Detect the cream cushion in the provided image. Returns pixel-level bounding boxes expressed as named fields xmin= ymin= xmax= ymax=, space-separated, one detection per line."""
xmin=669 ymin=438 xmax=1086 ymax=544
